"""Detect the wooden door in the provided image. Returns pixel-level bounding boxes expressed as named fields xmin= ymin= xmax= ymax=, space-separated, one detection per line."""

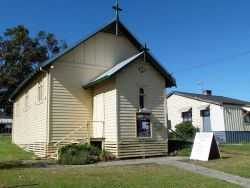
xmin=93 ymin=94 xmax=104 ymax=138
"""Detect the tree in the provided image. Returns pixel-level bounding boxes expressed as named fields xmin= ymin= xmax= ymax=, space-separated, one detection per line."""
xmin=0 ymin=25 xmax=67 ymax=115
xmin=174 ymin=121 xmax=199 ymax=140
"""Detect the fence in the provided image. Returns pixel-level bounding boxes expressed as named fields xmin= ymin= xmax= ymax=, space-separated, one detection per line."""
xmin=0 ymin=125 xmax=12 ymax=134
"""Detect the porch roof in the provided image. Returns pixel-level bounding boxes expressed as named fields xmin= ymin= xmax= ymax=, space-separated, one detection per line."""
xmin=83 ymin=52 xmax=143 ymax=89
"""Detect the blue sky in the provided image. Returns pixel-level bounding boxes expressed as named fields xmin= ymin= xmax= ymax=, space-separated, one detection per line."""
xmin=1 ymin=0 xmax=250 ymax=101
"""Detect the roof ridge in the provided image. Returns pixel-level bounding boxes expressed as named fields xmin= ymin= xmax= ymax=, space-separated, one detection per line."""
xmin=169 ymin=91 xmax=250 ymax=105
xmin=9 ymin=18 xmax=176 ymax=100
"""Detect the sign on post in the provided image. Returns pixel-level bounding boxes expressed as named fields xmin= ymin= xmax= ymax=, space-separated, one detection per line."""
xmin=190 ymin=132 xmax=221 ymax=161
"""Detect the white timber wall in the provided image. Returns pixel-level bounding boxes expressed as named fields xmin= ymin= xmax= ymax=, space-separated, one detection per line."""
xmin=59 ymin=32 xmax=138 ymax=70
xmin=49 ymin=31 xmax=138 ymax=145
xmin=12 ymin=73 xmax=48 ymax=157
xmin=210 ymin=104 xmax=225 ymax=131
xmin=167 ymin=94 xmax=225 ymax=131
xmin=116 ymin=59 xmax=168 ymax=158
xmin=93 ymin=79 xmax=118 ymax=155
xmin=50 ymin=62 xmax=102 ymax=143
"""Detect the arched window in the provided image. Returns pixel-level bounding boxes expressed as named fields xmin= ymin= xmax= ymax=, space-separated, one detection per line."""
xmin=139 ymin=88 xmax=145 ymax=109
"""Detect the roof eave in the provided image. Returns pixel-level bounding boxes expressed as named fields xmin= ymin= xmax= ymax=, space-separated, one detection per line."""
xmin=168 ymin=92 xmax=222 ymax=106
xmin=83 ymin=76 xmax=110 ymax=89
xmin=10 ymin=18 xmax=176 ymax=100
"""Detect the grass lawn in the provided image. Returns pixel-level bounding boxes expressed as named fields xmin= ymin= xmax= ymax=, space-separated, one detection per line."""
xmin=219 ymin=144 xmax=250 ymax=155
xmin=187 ymin=144 xmax=250 ymax=178
xmin=0 ymin=136 xmax=240 ymax=187
xmin=0 ymin=164 xmax=240 ymax=188
xmin=0 ymin=136 xmax=34 ymax=163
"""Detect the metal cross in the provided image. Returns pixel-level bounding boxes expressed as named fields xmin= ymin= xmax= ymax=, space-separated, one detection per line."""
xmin=141 ymin=43 xmax=149 ymax=62
xmin=112 ymin=2 xmax=122 ymax=36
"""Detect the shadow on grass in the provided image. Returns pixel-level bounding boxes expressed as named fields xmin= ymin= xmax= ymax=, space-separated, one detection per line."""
xmin=0 ymin=161 xmax=31 ymax=169
xmin=0 ymin=160 xmax=54 ymax=169
xmin=2 ymin=183 xmax=39 ymax=188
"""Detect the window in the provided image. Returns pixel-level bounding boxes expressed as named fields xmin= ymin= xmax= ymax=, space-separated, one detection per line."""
xmin=136 ymin=113 xmax=151 ymax=137
xmin=201 ymin=110 xmax=210 ymax=117
xmin=38 ymin=81 xmax=43 ymax=103
xmin=182 ymin=111 xmax=192 ymax=122
xmin=139 ymin=88 xmax=145 ymax=109
xmin=24 ymin=92 xmax=29 ymax=111
xmin=243 ymin=111 xmax=250 ymax=124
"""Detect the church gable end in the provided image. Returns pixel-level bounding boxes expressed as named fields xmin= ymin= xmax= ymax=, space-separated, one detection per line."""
xmin=58 ymin=25 xmax=139 ymax=69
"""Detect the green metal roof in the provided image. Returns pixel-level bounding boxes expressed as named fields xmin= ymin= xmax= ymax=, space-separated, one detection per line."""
xmin=84 ymin=51 xmax=176 ymax=89
xmin=84 ymin=52 xmax=144 ymax=89
xmin=9 ymin=18 xmax=176 ymax=101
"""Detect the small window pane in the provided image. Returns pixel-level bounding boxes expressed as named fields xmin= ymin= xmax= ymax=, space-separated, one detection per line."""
xmin=182 ymin=111 xmax=192 ymax=122
xmin=139 ymin=95 xmax=144 ymax=109
xmin=201 ymin=110 xmax=210 ymax=117
xmin=139 ymin=88 xmax=144 ymax=94
xmin=244 ymin=112 xmax=250 ymax=123
xmin=139 ymin=88 xmax=145 ymax=109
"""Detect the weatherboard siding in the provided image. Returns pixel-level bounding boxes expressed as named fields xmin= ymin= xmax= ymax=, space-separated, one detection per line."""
xmin=116 ymin=60 xmax=168 ymax=158
xmin=49 ymin=31 xmax=138 ymax=145
xmin=93 ymin=79 xmax=117 ymax=141
xmin=12 ymin=73 xmax=48 ymax=157
xmin=167 ymin=94 xmax=225 ymax=131
xmin=50 ymin=62 xmax=100 ymax=143
xmin=93 ymin=79 xmax=118 ymax=155
xmin=59 ymin=32 xmax=139 ymax=69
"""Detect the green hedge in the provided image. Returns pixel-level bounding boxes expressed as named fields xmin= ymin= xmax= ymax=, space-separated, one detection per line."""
xmin=58 ymin=143 xmax=114 ymax=165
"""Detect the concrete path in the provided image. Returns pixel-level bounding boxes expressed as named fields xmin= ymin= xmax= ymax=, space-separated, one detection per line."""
xmin=34 ymin=157 xmax=250 ymax=187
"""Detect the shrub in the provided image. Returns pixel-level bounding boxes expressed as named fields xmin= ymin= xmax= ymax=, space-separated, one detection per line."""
xmin=178 ymin=146 xmax=192 ymax=156
xmin=175 ymin=121 xmax=199 ymax=140
xmin=58 ymin=143 xmax=113 ymax=165
xmin=168 ymin=140 xmax=193 ymax=157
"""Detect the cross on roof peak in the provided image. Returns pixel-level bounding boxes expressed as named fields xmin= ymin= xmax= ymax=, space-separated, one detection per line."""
xmin=112 ymin=2 xmax=122 ymax=20
xmin=141 ymin=43 xmax=149 ymax=63
xmin=141 ymin=43 xmax=149 ymax=52
xmin=112 ymin=2 xmax=122 ymax=36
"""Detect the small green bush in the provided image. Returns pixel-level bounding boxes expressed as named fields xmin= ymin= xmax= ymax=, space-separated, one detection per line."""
xmin=175 ymin=121 xmax=199 ymax=140
xmin=58 ymin=143 xmax=113 ymax=165
xmin=178 ymin=146 xmax=192 ymax=156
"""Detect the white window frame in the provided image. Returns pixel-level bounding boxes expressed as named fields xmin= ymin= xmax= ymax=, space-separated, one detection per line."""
xmin=243 ymin=110 xmax=250 ymax=124
xmin=182 ymin=110 xmax=192 ymax=122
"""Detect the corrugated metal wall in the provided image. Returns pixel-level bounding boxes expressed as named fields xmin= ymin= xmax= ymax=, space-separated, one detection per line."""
xmin=225 ymin=131 xmax=250 ymax=143
xmin=223 ymin=105 xmax=250 ymax=131
xmin=214 ymin=131 xmax=250 ymax=143
xmin=213 ymin=131 xmax=226 ymax=143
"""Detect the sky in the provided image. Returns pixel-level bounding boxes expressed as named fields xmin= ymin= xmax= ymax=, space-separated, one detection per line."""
xmin=1 ymin=0 xmax=250 ymax=101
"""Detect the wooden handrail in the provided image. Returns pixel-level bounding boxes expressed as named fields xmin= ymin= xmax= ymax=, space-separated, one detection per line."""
xmin=54 ymin=120 xmax=105 ymax=147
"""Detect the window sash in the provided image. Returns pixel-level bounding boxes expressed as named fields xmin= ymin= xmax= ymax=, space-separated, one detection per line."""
xmin=201 ymin=110 xmax=210 ymax=117
xmin=182 ymin=111 xmax=192 ymax=122
xmin=244 ymin=114 xmax=250 ymax=124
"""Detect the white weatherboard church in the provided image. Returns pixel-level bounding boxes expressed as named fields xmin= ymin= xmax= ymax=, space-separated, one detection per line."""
xmin=9 ymin=4 xmax=176 ymax=158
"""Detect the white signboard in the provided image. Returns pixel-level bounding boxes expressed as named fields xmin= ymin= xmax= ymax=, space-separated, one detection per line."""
xmin=190 ymin=132 xmax=220 ymax=161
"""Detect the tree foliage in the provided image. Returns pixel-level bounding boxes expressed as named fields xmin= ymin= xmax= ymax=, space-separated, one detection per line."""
xmin=174 ymin=121 xmax=199 ymax=140
xmin=0 ymin=25 xmax=67 ymax=114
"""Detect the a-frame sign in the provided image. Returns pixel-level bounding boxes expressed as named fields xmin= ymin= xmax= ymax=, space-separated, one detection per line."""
xmin=190 ymin=132 xmax=221 ymax=161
